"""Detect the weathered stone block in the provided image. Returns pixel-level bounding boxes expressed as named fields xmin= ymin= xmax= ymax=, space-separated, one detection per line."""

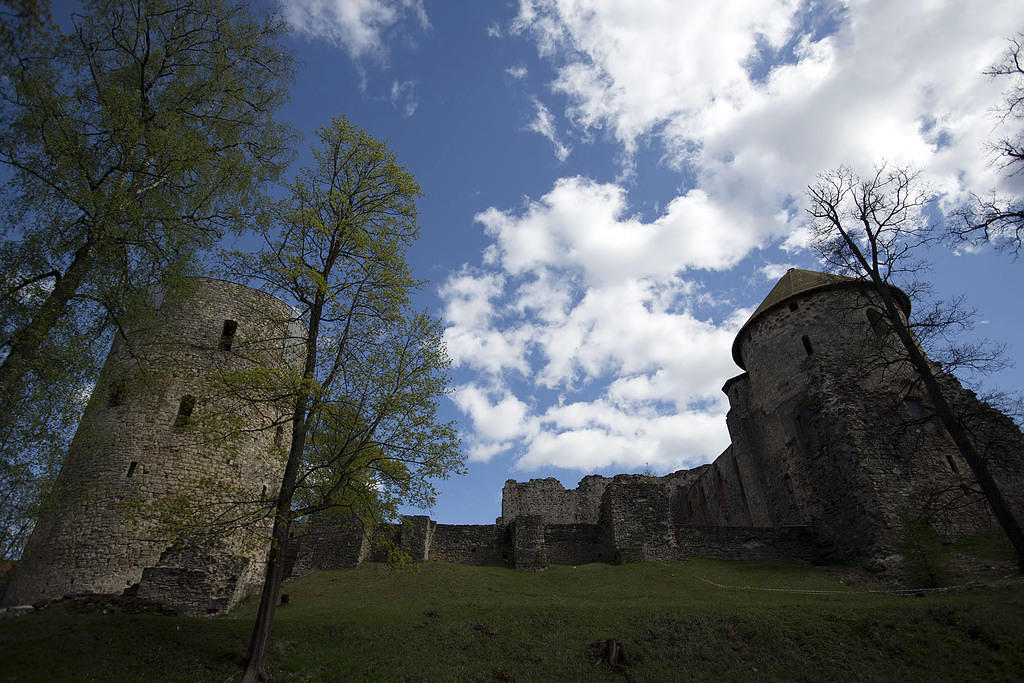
xmin=513 ymin=516 xmax=547 ymax=571
xmin=401 ymin=515 xmax=436 ymax=561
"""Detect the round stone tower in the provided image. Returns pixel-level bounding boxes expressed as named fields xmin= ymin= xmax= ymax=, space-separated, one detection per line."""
xmin=3 ymin=278 xmax=304 ymax=610
xmin=722 ymin=269 xmax=991 ymax=558
xmin=731 ymin=268 xmax=912 ymax=385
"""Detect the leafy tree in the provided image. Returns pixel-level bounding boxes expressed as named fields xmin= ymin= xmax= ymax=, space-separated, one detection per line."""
xmin=807 ymin=163 xmax=1024 ymax=570
xmin=951 ymin=34 xmax=1024 ymax=253
xmin=220 ymin=115 xmax=462 ymax=682
xmin=0 ymin=0 xmax=293 ymax=555
xmin=0 ymin=0 xmax=52 ymax=51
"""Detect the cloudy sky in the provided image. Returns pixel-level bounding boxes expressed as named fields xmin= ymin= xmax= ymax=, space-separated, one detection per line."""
xmin=268 ymin=0 xmax=1024 ymax=524
xmin=52 ymin=0 xmax=1022 ymax=524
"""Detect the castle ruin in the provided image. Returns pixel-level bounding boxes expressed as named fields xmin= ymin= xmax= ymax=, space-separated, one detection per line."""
xmin=3 ymin=270 xmax=1023 ymax=614
xmin=290 ymin=269 xmax=1024 ymax=573
xmin=2 ymin=279 xmax=304 ymax=615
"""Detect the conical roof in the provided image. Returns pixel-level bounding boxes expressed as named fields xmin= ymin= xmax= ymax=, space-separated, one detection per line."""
xmin=731 ymin=268 xmax=911 ymax=369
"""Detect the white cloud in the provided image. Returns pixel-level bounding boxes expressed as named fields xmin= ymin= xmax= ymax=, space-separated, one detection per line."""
xmin=281 ymin=0 xmax=429 ymax=60
xmin=390 ymin=80 xmax=418 ymax=116
xmin=451 ymin=383 xmax=532 ymax=451
xmin=443 ymin=0 xmax=1021 ymax=476
xmin=439 ymin=267 xmax=504 ymax=329
xmin=506 ymin=65 xmax=528 ymax=80
xmin=759 ymin=263 xmax=796 ymax=281
xmin=441 ymin=178 xmax=746 ymax=472
xmin=511 ymin=0 xmax=1019 ymax=232
xmin=476 ymin=177 xmax=760 ymax=283
xmin=512 ymin=0 xmax=800 ymax=156
xmin=526 ymin=97 xmax=571 ymax=161
xmin=439 ymin=268 xmax=533 ymax=378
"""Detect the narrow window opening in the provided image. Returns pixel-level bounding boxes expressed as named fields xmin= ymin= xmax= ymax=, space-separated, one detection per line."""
xmin=261 ymin=485 xmax=268 ymax=500
xmin=219 ymin=319 xmax=238 ymax=351
xmin=126 ymin=461 xmax=138 ymax=478
xmin=788 ymin=302 xmax=799 ymax=312
xmin=945 ymin=454 xmax=960 ymax=474
xmin=274 ymin=426 xmax=284 ymax=447
xmin=174 ymin=394 xmax=195 ymax=428
xmin=801 ymin=335 xmax=814 ymax=356
xmin=108 ymin=379 xmax=126 ymax=407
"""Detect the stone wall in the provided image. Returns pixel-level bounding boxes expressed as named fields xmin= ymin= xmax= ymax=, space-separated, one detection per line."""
xmin=512 ymin=516 xmax=547 ymax=570
xmin=287 ymin=515 xmax=369 ymax=577
xmin=18 ymin=269 xmax=1022 ymax=610
xmin=544 ymin=524 xmax=607 ymax=565
xmin=3 ymin=278 xmax=303 ymax=611
xmin=500 ymin=475 xmax=610 ymax=524
xmin=401 ymin=516 xmax=436 ymax=561
xmin=600 ymin=477 xmax=677 ymax=562
xmin=134 ymin=543 xmax=251 ymax=617
xmin=674 ymin=526 xmax=822 ymax=562
xmin=429 ymin=524 xmax=508 ymax=565
xmin=695 ymin=278 xmax=1020 ymax=564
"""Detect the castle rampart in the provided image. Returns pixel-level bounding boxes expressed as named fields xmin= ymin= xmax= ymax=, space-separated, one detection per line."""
xmin=289 ymin=270 xmax=1022 ymax=577
xmin=11 ymin=270 xmax=1023 ymax=613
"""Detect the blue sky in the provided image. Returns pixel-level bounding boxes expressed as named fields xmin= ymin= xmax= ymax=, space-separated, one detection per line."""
xmin=282 ymin=0 xmax=1023 ymax=525
xmin=54 ymin=0 xmax=1024 ymax=524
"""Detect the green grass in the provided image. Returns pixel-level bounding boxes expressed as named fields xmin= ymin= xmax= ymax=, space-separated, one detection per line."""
xmin=2 ymin=558 xmax=1022 ymax=681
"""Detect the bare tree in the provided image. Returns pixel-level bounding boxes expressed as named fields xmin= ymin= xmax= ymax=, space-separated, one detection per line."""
xmin=951 ymin=34 xmax=1024 ymax=254
xmin=808 ymin=163 xmax=1024 ymax=570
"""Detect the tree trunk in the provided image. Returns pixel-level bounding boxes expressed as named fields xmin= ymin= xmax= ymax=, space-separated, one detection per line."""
xmin=243 ymin=295 xmax=323 ymax=681
xmin=241 ymin=397 xmax=306 ymax=683
xmin=871 ymin=278 xmax=1024 ymax=571
xmin=0 ymin=239 xmax=95 ymax=412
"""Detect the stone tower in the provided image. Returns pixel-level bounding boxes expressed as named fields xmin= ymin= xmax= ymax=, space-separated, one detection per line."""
xmin=3 ymin=278 xmax=304 ymax=613
xmin=284 ymin=268 xmax=1021 ymax=575
xmin=706 ymin=269 xmax=1003 ymax=558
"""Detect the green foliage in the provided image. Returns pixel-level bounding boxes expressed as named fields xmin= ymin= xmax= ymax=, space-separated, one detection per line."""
xmin=220 ymin=115 xmax=461 ymax=679
xmin=0 ymin=318 xmax=94 ymax=558
xmin=221 ymin=114 xmax=462 ymax=532
xmin=899 ymin=511 xmax=952 ymax=588
xmin=0 ymin=0 xmax=294 ymax=335
xmin=0 ymin=0 xmax=294 ymax=558
xmin=2 ymin=560 xmax=1023 ymax=681
xmin=382 ymin=543 xmax=416 ymax=570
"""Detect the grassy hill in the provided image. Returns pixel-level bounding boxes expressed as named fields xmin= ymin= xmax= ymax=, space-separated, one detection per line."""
xmin=1 ymin=555 xmax=1022 ymax=681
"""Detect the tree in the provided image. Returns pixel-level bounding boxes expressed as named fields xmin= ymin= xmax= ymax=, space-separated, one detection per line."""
xmin=0 ymin=0 xmax=52 ymax=51
xmin=0 ymin=0 xmax=293 ymax=555
xmin=220 ymin=116 xmax=462 ymax=682
xmin=807 ymin=164 xmax=1024 ymax=571
xmin=0 ymin=0 xmax=294 ymax=414
xmin=951 ymin=34 xmax=1024 ymax=254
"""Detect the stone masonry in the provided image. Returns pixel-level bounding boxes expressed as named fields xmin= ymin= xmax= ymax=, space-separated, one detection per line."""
xmin=289 ymin=270 xmax=1023 ymax=576
xmin=8 ymin=270 xmax=1023 ymax=614
xmin=3 ymin=278 xmax=304 ymax=615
